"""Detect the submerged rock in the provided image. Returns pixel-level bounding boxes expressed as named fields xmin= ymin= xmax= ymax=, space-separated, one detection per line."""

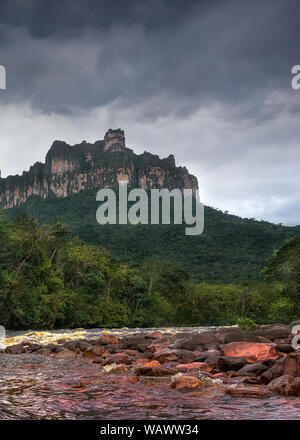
xmin=54 ymin=349 xmax=77 ymax=360
xmin=224 ymin=386 xmax=272 ymax=398
xmin=170 ymin=375 xmax=206 ymax=389
xmin=123 ymin=376 xmax=139 ymax=384
xmin=134 ymin=365 xmax=176 ymax=377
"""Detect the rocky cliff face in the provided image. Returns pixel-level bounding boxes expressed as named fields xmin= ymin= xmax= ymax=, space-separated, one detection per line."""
xmin=0 ymin=129 xmax=198 ymax=209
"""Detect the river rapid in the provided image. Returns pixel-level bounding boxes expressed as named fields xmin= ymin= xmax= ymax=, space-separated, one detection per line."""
xmin=0 ymin=327 xmax=299 ymax=420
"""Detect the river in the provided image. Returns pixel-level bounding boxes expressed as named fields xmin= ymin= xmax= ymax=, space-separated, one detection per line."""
xmin=0 ymin=328 xmax=299 ymax=420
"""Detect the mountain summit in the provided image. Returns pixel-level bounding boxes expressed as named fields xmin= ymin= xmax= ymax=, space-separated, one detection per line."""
xmin=0 ymin=129 xmax=198 ymax=209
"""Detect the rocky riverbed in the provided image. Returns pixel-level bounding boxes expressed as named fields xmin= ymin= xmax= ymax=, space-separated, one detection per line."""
xmin=0 ymin=324 xmax=300 ymax=419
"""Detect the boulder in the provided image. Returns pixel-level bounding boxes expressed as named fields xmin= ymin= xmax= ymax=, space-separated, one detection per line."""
xmin=176 ymin=362 xmax=212 ymax=373
xmin=121 ymin=335 xmax=149 ymax=350
xmin=63 ymin=340 xmax=80 ymax=351
xmin=154 ymin=349 xmax=196 ymax=364
xmin=260 ymin=358 xmax=285 ymax=384
xmin=170 ymin=375 xmax=206 ymax=389
xmin=23 ymin=342 xmax=41 ymax=352
xmin=268 ymin=375 xmax=294 ymax=394
xmin=83 ymin=345 xmax=104 ymax=358
xmin=42 ymin=343 xmax=63 ymax=353
xmin=222 ymin=342 xmax=278 ymax=362
xmin=77 ymin=341 xmax=93 ymax=351
xmin=194 ymin=353 xmax=221 ymax=369
xmin=143 ymin=360 xmax=161 ymax=367
xmin=237 ymin=362 xmax=268 ymax=376
xmin=134 ymin=365 xmax=176 ymax=377
xmin=276 ymin=343 xmax=294 ymax=353
xmin=268 ymin=375 xmax=300 ymax=396
xmin=55 ymin=349 xmax=76 ymax=360
xmin=287 ymin=378 xmax=300 ymax=396
xmin=253 ymin=325 xmax=290 ymax=341
xmin=216 ymin=327 xmax=267 ymax=343
xmin=218 ymin=356 xmax=247 ymax=372
xmin=5 ymin=344 xmax=26 ymax=354
xmin=215 ymin=328 xmax=243 ymax=344
xmin=103 ymin=353 xmax=131 ymax=366
xmin=100 ymin=334 xmax=119 ymax=345
xmin=282 ymin=353 xmax=300 ymax=377
xmin=170 ymin=331 xmax=216 ymax=351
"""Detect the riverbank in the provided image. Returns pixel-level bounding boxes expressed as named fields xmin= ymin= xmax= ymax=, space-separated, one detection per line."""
xmin=0 ymin=324 xmax=299 ymax=419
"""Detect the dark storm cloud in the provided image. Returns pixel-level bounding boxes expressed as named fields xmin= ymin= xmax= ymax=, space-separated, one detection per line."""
xmin=0 ymin=0 xmax=300 ymax=118
xmin=0 ymin=0 xmax=204 ymax=37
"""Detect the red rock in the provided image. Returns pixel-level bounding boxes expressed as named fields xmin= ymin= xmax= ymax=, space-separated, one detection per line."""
xmin=83 ymin=350 xmax=98 ymax=359
xmin=83 ymin=345 xmax=104 ymax=358
xmin=283 ymin=354 xmax=300 ymax=377
xmin=224 ymin=386 xmax=272 ymax=398
xmin=123 ymin=376 xmax=139 ymax=384
xmin=222 ymin=342 xmax=278 ymax=362
xmin=176 ymin=362 xmax=212 ymax=373
xmin=143 ymin=360 xmax=161 ymax=367
xmin=103 ymin=353 xmax=131 ymax=365
xmin=100 ymin=334 xmax=119 ymax=345
xmin=170 ymin=376 xmax=206 ymax=389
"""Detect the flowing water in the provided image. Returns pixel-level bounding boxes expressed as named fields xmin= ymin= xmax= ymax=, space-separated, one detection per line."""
xmin=0 ymin=328 xmax=299 ymax=420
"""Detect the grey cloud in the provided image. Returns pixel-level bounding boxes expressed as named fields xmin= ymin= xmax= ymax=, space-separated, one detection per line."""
xmin=0 ymin=0 xmax=300 ymax=120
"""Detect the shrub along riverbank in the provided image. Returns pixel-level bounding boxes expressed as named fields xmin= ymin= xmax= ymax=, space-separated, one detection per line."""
xmin=0 ymin=213 xmax=299 ymax=330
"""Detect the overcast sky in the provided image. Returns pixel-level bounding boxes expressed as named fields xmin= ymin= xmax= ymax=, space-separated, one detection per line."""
xmin=0 ymin=0 xmax=299 ymax=225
